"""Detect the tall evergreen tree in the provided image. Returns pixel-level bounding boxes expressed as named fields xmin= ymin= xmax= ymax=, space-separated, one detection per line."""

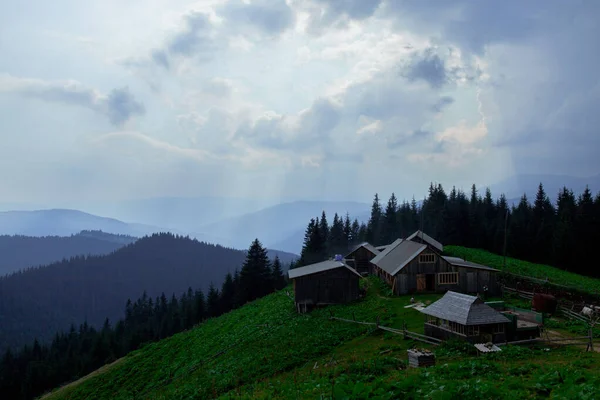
xmin=366 ymin=194 xmax=383 ymax=245
xmin=328 ymin=213 xmax=346 ymax=256
xmin=271 ymin=256 xmax=286 ymax=291
xmin=553 ymin=187 xmax=576 ymax=269
xmin=343 ymin=213 xmax=352 ymax=250
xmin=382 ymin=193 xmax=399 ymax=244
xmin=532 ymin=183 xmax=556 ymax=264
xmin=299 ymin=218 xmax=327 ymax=266
xmin=239 ymin=239 xmax=272 ymax=303
xmin=219 ymin=273 xmax=236 ymax=314
xmin=206 ymin=283 xmax=220 ymax=318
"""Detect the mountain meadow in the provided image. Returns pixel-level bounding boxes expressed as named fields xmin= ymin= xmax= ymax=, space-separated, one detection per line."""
xmin=36 ymin=278 xmax=600 ymax=400
xmin=1 ymin=180 xmax=600 ymax=399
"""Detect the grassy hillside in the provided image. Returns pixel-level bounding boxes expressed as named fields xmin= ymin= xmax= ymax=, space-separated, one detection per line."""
xmin=43 ymin=277 xmax=600 ymax=400
xmin=446 ymin=246 xmax=600 ymax=295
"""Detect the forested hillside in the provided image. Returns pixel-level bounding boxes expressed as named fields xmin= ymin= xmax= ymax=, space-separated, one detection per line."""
xmin=0 ymin=234 xmax=288 ymax=352
xmin=0 ymin=231 xmax=137 ymax=276
xmin=298 ymin=183 xmax=600 ymax=278
xmin=0 ymin=239 xmax=287 ymax=400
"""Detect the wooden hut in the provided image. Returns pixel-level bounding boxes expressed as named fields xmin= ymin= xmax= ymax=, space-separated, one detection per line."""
xmin=370 ymin=235 xmax=500 ymax=296
xmin=420 ymin=291 xmax=511 ymax=343
xmin=344 ymin=242 xmax=380 ymax=275
xmin=288 ymin=260 xmax=362 ymax=313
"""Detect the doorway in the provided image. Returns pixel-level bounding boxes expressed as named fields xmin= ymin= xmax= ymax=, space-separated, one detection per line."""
xmin=426 ymin=274 xmax=435 ymax=291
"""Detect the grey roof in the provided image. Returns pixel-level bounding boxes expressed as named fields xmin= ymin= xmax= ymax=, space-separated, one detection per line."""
xmin=441 ymin=256 xmax=499 ymax=272
xmin=287 ymin=260 xmax=362 ymax=280
xmin=406 ymin=230 xmax=444 ymax=252
xmin=345 ymin=242 xmax=380 ymax=258
xmin=421 ymin=291 xmax=511 ymax=326
xmin=371 ymin=239 xmax=427 ymax=276
xmin=376 ymin=245 xmax=388 ymax=251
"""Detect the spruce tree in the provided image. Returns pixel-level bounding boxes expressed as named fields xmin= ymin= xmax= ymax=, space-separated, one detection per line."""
xmin=554 ymin=187 xmax=576 ymax=269
xmin=343 ymin=213 xmax=352 ymax=250
xmin=366 ymin=194 xmax=383 ymax=245
xmin=193 ymin=289 xmax=206 ymax=324
xmin=532 ymin=183 xmax=556 ymax=264
xmin=206 ymin=283 xmax=220 ymax=318
xmin=271 ymin=256 xmax=286 ymax=290
xmin=382 ymin=193 xmax=399 ymax=244
xmin=239 ymin=239 xmax=272 ymax=303
xmin=220 ymin=273 xmax=236 ymax=314
xmin=328 ymin=213 xmax=346 ymax=256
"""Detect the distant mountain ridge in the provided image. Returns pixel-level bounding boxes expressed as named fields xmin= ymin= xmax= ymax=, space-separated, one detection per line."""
xmin=0 ymin=209 xmax=167 ymax=237
xmin=0 ymin=231 xmax=138 ymax=277
xmin=0 ymin=233 xmax=295 ymax=352
xmin=196 ymin=200 xmax=371 ymax=253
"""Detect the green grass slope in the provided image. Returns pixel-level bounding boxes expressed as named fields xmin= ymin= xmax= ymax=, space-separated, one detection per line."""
xmin=446 ymin=246 xmax=600 ymax=295
xmin=43 ymin=278 xmax=600 ymax=400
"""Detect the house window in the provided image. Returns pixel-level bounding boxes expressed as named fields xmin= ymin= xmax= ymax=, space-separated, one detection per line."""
xmin=467 ymin=326 xmax=480 ymax=336
xmin=438 ymin=272 xmax=459 ymax=285
xmin=419 ymin=253 xmax=436 ymax=263
xmin=493 ymin=324 xmax=504 ymax=334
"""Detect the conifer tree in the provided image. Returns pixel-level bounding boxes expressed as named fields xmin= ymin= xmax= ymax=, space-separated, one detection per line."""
xmin=206 ymin=283 xmax=220 ymax=318
xmin=271 ymin=256 xmax=286 ymax=290
xmin=382 ymin=193 xmax=399 ymax=244
xmin=220 ymin=273 xmax=236 ymax=314
xmin=328 ymin=213 xmax=346 ymax=256
xmin=239 ymin=239 xmax=272 ymax=303
xmin=366 ymin=194 xmax=383 ymax=245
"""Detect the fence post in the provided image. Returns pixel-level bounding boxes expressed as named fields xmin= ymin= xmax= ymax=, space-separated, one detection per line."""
xmin=376 ymin=316 xmax=380 ymax=328
xmin=588 ymin=327 xmax=594 ymax=352
xmin=353 ymin=312 xmax=356 ymax=322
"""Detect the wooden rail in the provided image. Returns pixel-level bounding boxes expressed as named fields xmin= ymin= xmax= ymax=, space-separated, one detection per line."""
xmin=329 ymin=315 xmax=441 ymax=346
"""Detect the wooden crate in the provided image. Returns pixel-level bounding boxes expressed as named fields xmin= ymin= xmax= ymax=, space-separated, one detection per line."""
xmin=407 ymin=349 xmax=436 ymax=368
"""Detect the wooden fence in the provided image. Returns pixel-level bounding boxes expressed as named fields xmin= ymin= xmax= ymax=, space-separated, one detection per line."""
xmin=329 ymin=313 xmax=441 ymax=346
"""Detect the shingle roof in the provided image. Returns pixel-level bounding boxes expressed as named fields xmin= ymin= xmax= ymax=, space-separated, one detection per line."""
xmin=441 ymin=256 xmax=499 ymax=272
xmin=371 ymin=239 xmax=427 ymax=276
xmin=421 ymin=291 xmax=511 ymax=326
xmin=406 ymin=230 xmax=444 ymax=253
xmin=287 ymin=260 xmax=362 ymax=280
xmin=345 ymin=242 xmax=380 ymax=258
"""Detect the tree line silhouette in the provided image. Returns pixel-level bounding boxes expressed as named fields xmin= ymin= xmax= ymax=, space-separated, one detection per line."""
xmin=0 ymin=239 xmax=287 ymax=400
xmin=0 ymin=233 xmax=296 ymax=353
xmin=299 ymin=183 xmax=600 ymax=278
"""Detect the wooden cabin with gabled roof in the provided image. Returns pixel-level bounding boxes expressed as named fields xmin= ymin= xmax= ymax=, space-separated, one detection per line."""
xmin=370 ymin=231 xmax=500 ymax=296
xmin=420 ymin=291 xmax=511 ymax=343
xmin=288 ymin=258 xmax=363 ymax=313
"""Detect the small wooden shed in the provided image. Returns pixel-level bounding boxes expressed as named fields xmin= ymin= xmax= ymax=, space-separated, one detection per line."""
xmin=288 ymin=260 xmax=362 ymax=313
xmin=420 ymin=291 xmax=511 ymax=343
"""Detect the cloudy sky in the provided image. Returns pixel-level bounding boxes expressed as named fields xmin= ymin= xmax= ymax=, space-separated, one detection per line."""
xmin=1 ymin=0 xmax=598 ymax=205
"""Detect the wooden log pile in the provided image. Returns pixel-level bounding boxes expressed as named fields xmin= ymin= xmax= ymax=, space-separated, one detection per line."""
xmin=407 ymin=348 xmax=436 ymax=368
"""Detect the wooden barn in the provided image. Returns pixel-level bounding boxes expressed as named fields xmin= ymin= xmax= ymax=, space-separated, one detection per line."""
xmin=344 ymin=242 xmax=380 ymax=275
xmin=288 ymin=259 xmax=362 ymax=313
xmin=371 ymin=231 xmax=500 ymax=296
xmin=420 ymin=291 xmax=511 ymax=343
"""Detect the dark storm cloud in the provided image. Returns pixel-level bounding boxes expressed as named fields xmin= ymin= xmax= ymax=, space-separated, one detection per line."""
xmin=403 ymin=48 xmax=448 ymax=88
